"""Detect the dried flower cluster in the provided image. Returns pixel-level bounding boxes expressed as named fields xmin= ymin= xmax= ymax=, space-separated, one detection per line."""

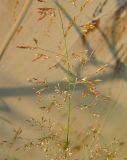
xmin=80 ymin=19 xmax=100 ymax=35
xmin=37 ymin=8 xmax=55 ymax=21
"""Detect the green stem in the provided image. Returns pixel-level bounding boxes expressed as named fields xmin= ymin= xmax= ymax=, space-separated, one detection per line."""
xmin=58 ymin=8 xmax=71 ymax=148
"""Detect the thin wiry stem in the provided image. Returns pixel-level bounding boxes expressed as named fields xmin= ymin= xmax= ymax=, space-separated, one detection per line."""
xmin=58 ymin=8 xmax=71 ymax=148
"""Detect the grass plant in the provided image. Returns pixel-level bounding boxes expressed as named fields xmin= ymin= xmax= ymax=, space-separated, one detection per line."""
xmin=1 ymin=1 xmax=127 ymax=160
xmin=57 ymin=7 xmax=72 ymax=149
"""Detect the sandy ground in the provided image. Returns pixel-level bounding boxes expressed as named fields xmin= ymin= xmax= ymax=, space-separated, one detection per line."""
xmin=0 ymin=0 xmax=127 ymax=159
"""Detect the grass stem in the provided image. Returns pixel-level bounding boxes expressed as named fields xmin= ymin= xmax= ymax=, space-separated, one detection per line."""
xmin=58 ymin=8 xmax=71 ymax=148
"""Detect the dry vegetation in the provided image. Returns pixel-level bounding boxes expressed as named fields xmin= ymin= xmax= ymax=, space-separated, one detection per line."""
xmin=1 ymin=0 xmax=127 ymax=160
